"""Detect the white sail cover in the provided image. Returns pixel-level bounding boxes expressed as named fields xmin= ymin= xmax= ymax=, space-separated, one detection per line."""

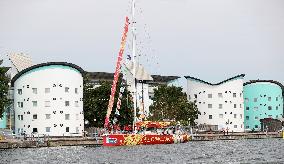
xmin=8 ymin=53 xmax=33 ymax=72
xmin=125 ymin=61 xmax=153 ymax=81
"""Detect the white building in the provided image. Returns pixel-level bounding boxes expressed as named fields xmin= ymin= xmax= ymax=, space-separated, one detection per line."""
xmin=185 ymin=74 xmax=245 ymax=132
xmin=12 ymin=62 xmax=84 ymax=136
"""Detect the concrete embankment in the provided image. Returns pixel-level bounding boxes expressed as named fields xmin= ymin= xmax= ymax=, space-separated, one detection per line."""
xmin=0 ymin=132 xmax=282 ymax=149
xmin=192 ymin=132 xmax=282 ymax=141
xmin=0 ymin=137 xmax=103 ymax=149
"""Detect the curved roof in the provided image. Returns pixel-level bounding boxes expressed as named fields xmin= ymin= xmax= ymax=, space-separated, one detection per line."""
xmin=244 ymin=80 xmax=284 ymax=90
xmin=184 ymin=74 xmax=245 ymax=86
xmin=11 ymin=62 xmax=84 ymax=86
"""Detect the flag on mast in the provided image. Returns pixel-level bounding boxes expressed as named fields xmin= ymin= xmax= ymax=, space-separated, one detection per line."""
xmin=104 ymin=17 xmax=130 ymax=127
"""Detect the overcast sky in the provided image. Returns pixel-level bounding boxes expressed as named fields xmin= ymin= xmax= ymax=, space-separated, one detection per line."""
xmin=0 ymin=0 xmax=283 ymax=87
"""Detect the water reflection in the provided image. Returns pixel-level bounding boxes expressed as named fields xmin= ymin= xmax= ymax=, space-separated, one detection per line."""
xmin=0 ymin=139 xmax=283 ymax=163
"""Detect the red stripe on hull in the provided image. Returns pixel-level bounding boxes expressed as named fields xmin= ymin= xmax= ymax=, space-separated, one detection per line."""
xmin=103 ymin=134 xmax=190 ymax=146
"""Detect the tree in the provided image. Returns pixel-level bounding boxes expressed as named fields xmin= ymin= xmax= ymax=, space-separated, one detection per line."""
xmin=149 ymin=85 xmax=199 ymax=126
xmin=83 ymin=74 xmax=133 ymax=128
xmin=0 ymin=59 xmax=10 ymax=118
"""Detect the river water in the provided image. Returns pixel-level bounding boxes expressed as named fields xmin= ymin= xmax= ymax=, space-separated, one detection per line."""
xmin=0 ymin=139 xmax=283 ymax=164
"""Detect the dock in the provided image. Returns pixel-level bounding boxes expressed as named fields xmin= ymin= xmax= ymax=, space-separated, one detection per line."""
xmin=191 ymin=132 xmax=282 ymax=141
xmin=0 ymin=137 xmax=103 ymax=149
xmin=0 ymin=132 xmax=282 ymax=149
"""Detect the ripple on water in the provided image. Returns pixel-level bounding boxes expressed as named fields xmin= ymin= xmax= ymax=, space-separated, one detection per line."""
xmin=0 ymin=139 xmax=284 ymax=163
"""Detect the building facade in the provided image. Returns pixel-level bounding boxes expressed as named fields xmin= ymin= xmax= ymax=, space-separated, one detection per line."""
xmin=0 ymin=114 xmax=7 ymax=129
xmin=185 ymin=74 xmax=245 ymax=132
xmin=12 ymin=62 xmax=84 ymax=136
xmin=243 ymin=80 xmax=284 ymax=131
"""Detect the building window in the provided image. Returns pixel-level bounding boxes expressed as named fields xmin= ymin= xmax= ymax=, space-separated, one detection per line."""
xmin=218 ymin=93 xmax=223 ymax=98
xmin=208 ymin=104 xmax=212 ymax=108
xmin=246 ymin=116 xmax=249 ymax=120
xmin=33 ymin=114 xmax=37 ymax=119
xmin=194 ymin=94 xmax=197 ymax=99
xmin=32 ymin=101 xmax=37 ymax=107
xmin=32 ymin=88 xmax=37 ymax=94
xmin=209 ymin=115 xmax=212 ymax=119
xmin=18 ymin=89 xmax=22 ymax=95
xmin=65 ymin=114 xmax=70 ymax=120
xmin=246 ymin=126 xmax=249 ymax=129
xmin=45 ymin=101 xmax=51 ymax=107
xmin=276 ymin=115 xmax=278 ymax=119
xmin=66 ymin=127 xmax=69 ymax=132
xmin=268 ymin=97 xmax=271 ymax=101
xmin=32 ymin=128 xmax=38 ymax=133
xmin=234 ymin=114 xmax=237 ymax=118
xmin=254 ymin=98 xmax=257 ymax=102
xmin=255 ymin=116 xmax=259 ymax=120
xmin=268 ymin=106 xmax=272 ymax=110
xmin=46 ymin=127 xmax=51 ymax=132
xmin=45 ymin=88 xmax=50 ymax=93
xmin=18 ymin=115 xmax=24 ymax=120
xmin=45 ymin=114 xmax=51 ymax=119
xmin=246 ymin=107 xmax=249 ymax=110
xmin=233 ymin=93 xmax=236 ymax=97
xmin=65 ymin=87 xmax=69 ymax=93
xmin=75 ymin=101 xmax=79 ymax=107
xmin=219 ymin=114 xmax=223 ymax=118
xmin=234 ymin=125 xmax=237 ymax=128
xmin=18 ymin=102 xmax=23 ymax=108
xmin=219 ymin=104 xmax=222 ymax=109
xmin=276 ymin=97 xmax=278 ymax=101
xmin=234 ymin=104 xmax=237 ymax=108
xmin=75 ymin=88 xmax=78 ymax=94
xmin=65 ymin=101 xmax=70 ymax=106
xmin=255 ymin=125 xmax=258 ymax=129
xmin=254 ymin=107 xmax=258 ymax=110
xmin=276 ymin=106 xmax=278 ymax=110
xmin=208 ymin=94 xmax=212 ymax=98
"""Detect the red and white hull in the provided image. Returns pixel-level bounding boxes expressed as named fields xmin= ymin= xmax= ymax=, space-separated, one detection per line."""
xmin=103 ymin=134 xmax=190 ymax=146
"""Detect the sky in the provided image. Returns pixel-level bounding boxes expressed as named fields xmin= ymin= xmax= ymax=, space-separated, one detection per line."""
xmin=0 ymin=0 xmax=284 ymax=88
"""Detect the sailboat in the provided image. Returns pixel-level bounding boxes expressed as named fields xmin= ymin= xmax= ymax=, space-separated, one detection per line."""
xmin=102 ymin=0 xmax=190 ymax=146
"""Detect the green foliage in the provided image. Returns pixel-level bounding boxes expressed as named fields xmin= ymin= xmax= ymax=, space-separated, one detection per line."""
xmin=0 ymin=60 xmax=10 ymax=118
xmin=149 ymin=85 xmax=199 ymax=126
xmin=83 ymin=74 xmax=133 ymax=128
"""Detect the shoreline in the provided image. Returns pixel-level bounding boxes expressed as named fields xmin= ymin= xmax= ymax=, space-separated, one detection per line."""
xmin=0 ymin=132 xmax=282 ymax=149
xmin=0 ymin=137 xmax=103 ymax=149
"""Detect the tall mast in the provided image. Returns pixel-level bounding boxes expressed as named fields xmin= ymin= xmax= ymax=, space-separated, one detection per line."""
xmin=132 ymin=0 xmax=137 ymax=133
